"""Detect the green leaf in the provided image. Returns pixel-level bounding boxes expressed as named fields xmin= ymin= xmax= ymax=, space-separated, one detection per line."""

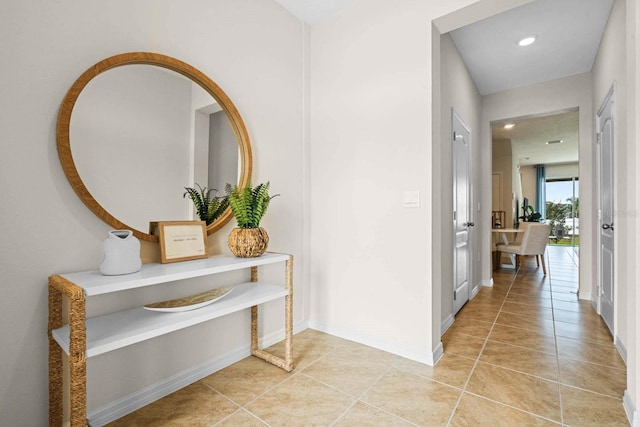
xmin=225 ymin=181 xmax=279 ymax=228
xmin=184 ymin=184 xmax=228 ymax=225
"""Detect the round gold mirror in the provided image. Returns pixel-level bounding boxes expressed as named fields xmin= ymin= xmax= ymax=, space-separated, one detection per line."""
xmin=57 ymin=52 xmax=252 ymax=242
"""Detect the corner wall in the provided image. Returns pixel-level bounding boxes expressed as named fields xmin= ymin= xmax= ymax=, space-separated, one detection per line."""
xmin=592 ymin=0 xmax=630 ymax=360
xmin=308 ymin=0 xmax=485 ymax=365
xmin=593 ymin=0 xmax=638 ymax=422
xmin=438 ymin=33 xmax=482 ymax=328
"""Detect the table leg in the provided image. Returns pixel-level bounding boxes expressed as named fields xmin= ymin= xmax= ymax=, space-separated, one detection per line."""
xmin=249 ymin=258 xmax=294 ymax=372
xmin=48 ymin=276 xmax=87 ymax=427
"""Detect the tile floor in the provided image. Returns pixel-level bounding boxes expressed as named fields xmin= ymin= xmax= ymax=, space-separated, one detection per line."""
xmin=107 ymin=246 xmax=628 ymax=426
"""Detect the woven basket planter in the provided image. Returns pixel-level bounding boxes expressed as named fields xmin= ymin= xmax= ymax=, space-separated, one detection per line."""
xmin=227 ymin=227 xmax=269 ymax=257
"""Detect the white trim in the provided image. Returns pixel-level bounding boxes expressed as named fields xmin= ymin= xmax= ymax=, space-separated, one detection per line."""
xmin=614 ymin=336 xmax=627 ymax=364
xmin=578 ymin=291 xmax=591 ymax=301
xmin=309 ymin=320 xmax=438 ymax=366
xmin=481 ymin=278 xmax=494 ymax=288
xmin=471 ymin=283 xmax=481 ymax=298
xmin=452 ymin=108 xmax=473 ymax=315
xmin=87 ymin=320 xmax=309 ymax=427
xmin=623 ymin=390 xmax=638 ymax=427
xmin=441 ymin=314 xmax=455 ymax=335
xmin=595 ymin=82 xmax=617 ymax=337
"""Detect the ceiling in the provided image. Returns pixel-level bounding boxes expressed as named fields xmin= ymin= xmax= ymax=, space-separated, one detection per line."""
xmin=274 ymin=0 xmax=351 ymax=24
xmin=492 ymin=111 xmax=579 ymax=166
xmin=450 ymin=0 xmax=614 ymax=96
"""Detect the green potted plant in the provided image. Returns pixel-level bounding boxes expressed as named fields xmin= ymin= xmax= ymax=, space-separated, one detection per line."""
xmin=225 ymin=181 xmax=278 ymax=257
xmin=519 ymin=205 xmax=542 ymax=222
xmin=183 ymin=184 xmax=229 ymax=225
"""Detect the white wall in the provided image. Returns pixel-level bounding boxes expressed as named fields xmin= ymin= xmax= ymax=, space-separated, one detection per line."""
xmin=592 ymin=0 xmax=639 ymax=421
xmin=592 ymin=0 xmax=630 ymax=360
xmin=480 ymin=74 xmax=594 ymax=299
xmin=308 ymin=0 xmax=487 ymax=364
xmin=0 ymin=1 xmax=307 ymax=425
xmin=628 ymin=0 xmax=640 ymax=421
xmin=492 ymin=139 xmax=515 ymax=227
xmin=438 ymin=33 xmax=482 ymax=327
xmin=519 ymin=165 xmax=536 ymax=209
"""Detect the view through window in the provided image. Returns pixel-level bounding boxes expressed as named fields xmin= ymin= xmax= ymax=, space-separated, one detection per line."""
xmin=546 ymin=178 xmax=579 ymax=246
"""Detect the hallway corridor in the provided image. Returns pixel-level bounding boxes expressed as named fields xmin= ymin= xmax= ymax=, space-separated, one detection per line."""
xmin=444 ymin=245 xmax=628 ymax=425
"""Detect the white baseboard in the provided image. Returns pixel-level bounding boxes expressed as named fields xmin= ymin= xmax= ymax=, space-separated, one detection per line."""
xmin=440 ymin=314 xmax=454 ymax=335
xmin=623 ymin=389 xmax=638 ymax=427
xmin=481 ymin=278 xmax=494 ymax=288
xmin=578 ymin=291 xmax=592 ymax=301
xmin=615 ymin=337 xmax=628 ymax=364
xmin=87 ymin=320 xmax=309 ymax=427
xmin=471 ymin=283 xmax=481 ymax=298
xmin=309 ymin=320 xmax=438 ymax=366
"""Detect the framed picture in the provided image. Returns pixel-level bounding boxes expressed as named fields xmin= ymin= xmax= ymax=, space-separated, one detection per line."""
xmin=157 ymin=221 xmax=208 ymax=264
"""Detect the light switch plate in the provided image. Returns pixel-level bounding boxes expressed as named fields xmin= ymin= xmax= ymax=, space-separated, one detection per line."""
xmin=402 ymin=190 xmax=420 ymax=208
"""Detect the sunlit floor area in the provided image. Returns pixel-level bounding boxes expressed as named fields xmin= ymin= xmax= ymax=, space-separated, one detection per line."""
xmin=107 ymin=246 xmax=627 ymax=426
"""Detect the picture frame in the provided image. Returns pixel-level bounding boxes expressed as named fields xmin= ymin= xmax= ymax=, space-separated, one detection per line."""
xmin=156 ymin=221 xmax=208 ymax=264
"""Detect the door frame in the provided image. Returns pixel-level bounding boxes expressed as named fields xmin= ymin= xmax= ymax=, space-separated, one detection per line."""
xmin=595 ymin=82 xmax=616 ymax=336
xmin=452 ymin=108 xmax=473 ymax=314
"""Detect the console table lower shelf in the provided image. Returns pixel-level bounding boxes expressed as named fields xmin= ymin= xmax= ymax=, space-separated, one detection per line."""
xmin=48 ymin=253 xmax=293 ymax=427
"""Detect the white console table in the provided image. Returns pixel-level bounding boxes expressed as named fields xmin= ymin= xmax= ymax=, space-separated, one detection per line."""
xmin=48 ymin=252 xmax=293 ymax=427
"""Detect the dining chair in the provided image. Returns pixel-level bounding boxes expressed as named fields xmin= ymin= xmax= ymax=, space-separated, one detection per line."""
xmin=496 ymin=223 xmax=551 ymax=274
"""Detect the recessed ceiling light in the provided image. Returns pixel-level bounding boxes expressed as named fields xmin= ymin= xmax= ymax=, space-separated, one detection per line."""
xmin=504 ymin=123 xmax=515 ymax=129
xmin=518 ymin=36 xmax=537 ymax=47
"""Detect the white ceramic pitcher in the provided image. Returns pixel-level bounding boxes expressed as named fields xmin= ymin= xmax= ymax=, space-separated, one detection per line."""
xmin=99 ymin=230 xmax=142 ymax=275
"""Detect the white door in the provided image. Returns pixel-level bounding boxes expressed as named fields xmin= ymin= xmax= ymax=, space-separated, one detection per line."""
xmin=597 ymin=86 xmax=615 ymax=335
xmin=453 ymin=111 xmax=472 ymax=315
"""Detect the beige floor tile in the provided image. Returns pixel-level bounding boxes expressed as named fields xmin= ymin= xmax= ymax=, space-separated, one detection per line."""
xmin=554 ymin=320 xmax=614 ymax=346
xmin=558 ymin=358 xmax=627 ymax=397
xmin=551 ymin=292 xmax=579 ymax=302
xmin=501 ymin=301 xmax=554 ymax=319
xmin=334 ymin=401 xmax=414 ymax=426
xmin=449 ymin=392 xmax=560 ymax=427
xmin=107 ymin=382 xmax=238 ymax=427
xmin=466 ymin=296 xmax=505 ymax=309
xmin=556 ymin=336 xmax=625 ymax=369
xmin=393 ymin=353 xmax=475 ymax=389
xmin=245 ymin=374 xmax=354 ymax=426
xmin=442 ymin=330 xmax=486 ymax=359
xmin=510 ymin=278 xmax=551 ymax=289
xmin=301 ymin=346 xmax=396 ymax=396
xmin=560 ymin=385 xmax=629 ymax=427
xmin=506 ymin=292 xmax=553 ymax=308
xmin=215 ymin=409 xmax=267 ymax=426
xmin=454 ymin=306 xmax=500 ymax=324
xmin=362 ymin=369 xmax=461 ymax=426
xmin=495 ymin=311 xmax=555 ymax=334
xmin=265 ymin=329 xmax=343 ymax=371
xmin=489 ymin=323 xmax=556 ymax=354
xmin=552 ymin=299 xmax=592 ymax=312
xmin=480 ymin=341 xmax=559 ymax=381
xmin=445 ymin=316 xmax=494 ymax=338
xmin=202 ymin=356 xmax=292 ymax=405
xmin=466 ymin=363 xmax=561 ymax=422
xmin=508 ymin=286 xmax=551 ymax=297
xmin=550 ymin=281 xmax=579 ymax=292
xmin=553 ymin=308 xmax=608 ymax=328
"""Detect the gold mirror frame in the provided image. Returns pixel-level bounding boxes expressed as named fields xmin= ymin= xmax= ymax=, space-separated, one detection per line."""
xmin=57 ymin=52 xmax=252 ymax=242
